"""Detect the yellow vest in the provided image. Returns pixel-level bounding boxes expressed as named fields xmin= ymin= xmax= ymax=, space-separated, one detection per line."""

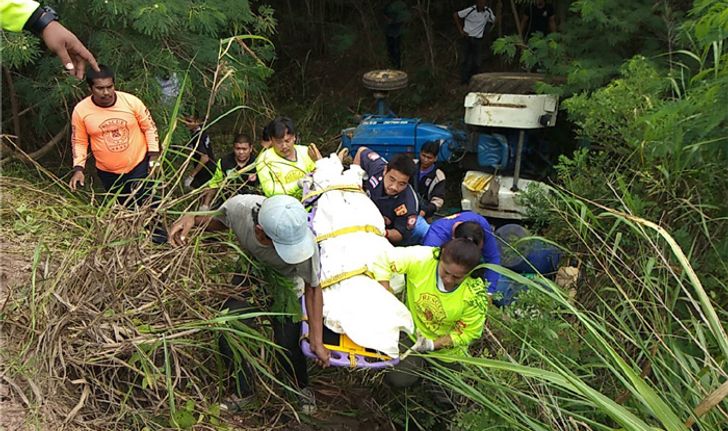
xmin=256 ymin=146 xmax=315 ymax=200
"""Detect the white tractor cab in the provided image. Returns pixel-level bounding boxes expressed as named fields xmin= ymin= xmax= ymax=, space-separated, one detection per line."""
xmin=341 ymin=71 xmax=561 ymax=220
xmin=459 ymin=92 xmax=558 ymax=220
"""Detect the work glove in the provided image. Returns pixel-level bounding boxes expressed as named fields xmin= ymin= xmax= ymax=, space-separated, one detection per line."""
xmin=183 ymin=176 xmax=194 ymax=189
xmin=411 ymin=332 xmax=435 ymax=353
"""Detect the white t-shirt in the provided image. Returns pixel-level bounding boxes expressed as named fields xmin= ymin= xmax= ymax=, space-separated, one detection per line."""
xmin=458 ymin=5 xmax=496 ymax=39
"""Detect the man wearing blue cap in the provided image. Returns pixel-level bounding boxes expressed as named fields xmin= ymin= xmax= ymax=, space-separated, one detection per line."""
xmin=169 ymin=194 xmax=328 ymax=413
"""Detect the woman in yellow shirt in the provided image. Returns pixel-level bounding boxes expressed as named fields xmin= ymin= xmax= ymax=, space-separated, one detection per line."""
xmin=371 ymin=238 xmax=488 ymax=387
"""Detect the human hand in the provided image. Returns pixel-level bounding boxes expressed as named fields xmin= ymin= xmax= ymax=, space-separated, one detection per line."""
xmin=248 ymin=173 xmax=257 ymax=182
xmin=41 ymin=21 xmax=99 ymax=80
xmin=411 ymin=332 xmax=435 ymax=353
xmin=312 ymin=343 xmax=330 ymax=368
xmin=307 ymin=143 xmax=322 ymax=161
xmin=419 ymin=210 xmax=426 ymax=217
xmin=183 ymin=176 xmax=194 ymax=189
xmin=336 ymin=148 xmax=349 ymax=162
xmin=148 ymin=158 xmax=162 ymax=176
xmin=169 ymin=215 xmax=196 ymax=246
xmin=69 ymin=170 xmax=85 ymax=191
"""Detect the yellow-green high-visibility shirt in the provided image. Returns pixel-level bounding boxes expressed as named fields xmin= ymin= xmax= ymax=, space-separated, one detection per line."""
xmin=370 ymin=246 xmax=488 ymax=356
xmin=255 ymin=145 xmax=315 ymax=200
xmin=1 ymin=0 xmax=39 ymax=32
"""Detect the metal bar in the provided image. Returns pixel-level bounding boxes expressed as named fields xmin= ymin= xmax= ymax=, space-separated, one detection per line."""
xmin=480 ymin=102 xmax=528 ymax=109
xmin=511 ymin=130 xmax=525 ymax=191
xmin=374 ymin=92 xmax=387 ymax=116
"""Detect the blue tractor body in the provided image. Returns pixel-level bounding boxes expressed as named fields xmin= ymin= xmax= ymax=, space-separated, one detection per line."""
xmin=341 ymin=115 xmax=467 ymax=163
xmin=341 ymin=114 xmax=521 ymax=172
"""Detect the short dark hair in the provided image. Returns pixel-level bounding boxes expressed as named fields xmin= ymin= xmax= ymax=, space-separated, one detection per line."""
xmin=421 ymin=140 xmax=440 ymax=156
xmin=387 ymin=153 xmax=417 ymax=179
xmin=440 ymin=238 xmax=481 ymax=271
xmin=183 ymin=109 xmax=202 ymax=121
xmin=86 ymin=64 xmax=114 ymax=87
xmin=234 ymin=134 xmax=251 ymax=145
xmin=261 ymin=124 xmax=271 ymax=141
xmin=251 ymin=204 xmax=268 ymax=237
xmin=454 ymin=221 xmax=484 ymax=245
xmin=268 ymin=116 xmax=296 ymax=140
xmin=252 ymin=203 xmax=261 ymax=225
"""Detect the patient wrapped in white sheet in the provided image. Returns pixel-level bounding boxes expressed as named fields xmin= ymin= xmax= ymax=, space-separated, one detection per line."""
xmin=307 ymin=155 xmax=414 ymax=358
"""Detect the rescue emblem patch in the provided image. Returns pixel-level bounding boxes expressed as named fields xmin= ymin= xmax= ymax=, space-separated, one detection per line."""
xmin=406 ymin=215 xmax=417 ymax=229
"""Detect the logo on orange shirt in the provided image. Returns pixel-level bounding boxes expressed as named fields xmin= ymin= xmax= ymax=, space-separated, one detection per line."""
xmin=100 ymin=118 xmax=130 ymax=152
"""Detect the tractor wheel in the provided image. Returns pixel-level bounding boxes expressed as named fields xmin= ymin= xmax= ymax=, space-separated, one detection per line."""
xmin=362 ymin=70 xmax=408 ymax=91
xmin=468 ymin=72 xmax=561 ymax=94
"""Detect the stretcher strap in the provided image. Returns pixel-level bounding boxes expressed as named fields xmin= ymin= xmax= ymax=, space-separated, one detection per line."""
xmin=320 ymin=266 xmax=374 ymax=289
xmin=315 ymin=224 xmax=383 ymax=242
xmin=302 ymin=184 xmax=364 ymax=202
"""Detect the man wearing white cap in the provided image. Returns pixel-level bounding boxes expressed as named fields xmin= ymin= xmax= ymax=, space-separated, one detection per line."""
xmin=169 ymin=194 xmax=327 ymax=412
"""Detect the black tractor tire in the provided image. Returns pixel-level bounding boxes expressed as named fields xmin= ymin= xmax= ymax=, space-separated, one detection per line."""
xmin=362 ymin=70 xmax=408 ymax=91
xmin=468 ymin=72 xmax=559 ymax=95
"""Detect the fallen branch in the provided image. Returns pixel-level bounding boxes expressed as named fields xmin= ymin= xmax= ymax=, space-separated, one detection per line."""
xmin=0 ymin=125 xmax=68 ymax=167
xmin=64 ymin=380 xmax=90 ymax=424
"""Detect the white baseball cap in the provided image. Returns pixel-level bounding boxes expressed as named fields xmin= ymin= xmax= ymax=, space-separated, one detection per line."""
xmin=258 ymin=195 xmax=315 ymax=264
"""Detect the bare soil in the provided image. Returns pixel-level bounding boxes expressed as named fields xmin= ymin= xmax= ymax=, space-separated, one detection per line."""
xmin=1 ymin=238 xmax=34 ymax=430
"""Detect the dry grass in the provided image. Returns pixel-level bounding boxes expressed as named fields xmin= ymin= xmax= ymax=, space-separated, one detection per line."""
xmin=0 ymin=175 xmax=412 ymax=430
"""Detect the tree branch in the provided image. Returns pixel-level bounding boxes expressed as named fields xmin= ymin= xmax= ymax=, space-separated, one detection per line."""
xmin=0 ymin=125 xmax=68 ymax=167
xmin=2 ymin=66 xmax=22 ymax=146
xmin=510 ymin=0 xmax=523 ymax=39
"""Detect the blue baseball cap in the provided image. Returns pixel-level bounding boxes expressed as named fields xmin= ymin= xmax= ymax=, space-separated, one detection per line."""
xmin=258 ymin=195 xmax=315 ymax=264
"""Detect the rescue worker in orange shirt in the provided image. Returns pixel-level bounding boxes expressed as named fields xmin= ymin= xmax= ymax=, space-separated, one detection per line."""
xmin=68 ymin=64 xmax=160 ymax=206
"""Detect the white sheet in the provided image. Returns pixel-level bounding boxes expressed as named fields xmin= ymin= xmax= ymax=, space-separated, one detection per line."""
xmin=308 ymin=155 xmax=414 ymax=358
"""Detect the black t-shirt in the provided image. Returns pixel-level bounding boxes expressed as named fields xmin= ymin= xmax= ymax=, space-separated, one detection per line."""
xmin=219 ymin=152 xmax=259 ymax=190
xmin=189 ymin=127 xmax=215 ymax=163
xmin=359 ymin=149 xmax=419 ymax=241
xmin=525 ymin=4 xmax=555 ymax=36
xmin=188 ymin=127 xmax=216 ymax=184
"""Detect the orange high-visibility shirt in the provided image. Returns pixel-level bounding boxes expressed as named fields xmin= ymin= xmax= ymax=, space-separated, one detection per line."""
xmin=71 ymin=91 xmax=159 ymax=174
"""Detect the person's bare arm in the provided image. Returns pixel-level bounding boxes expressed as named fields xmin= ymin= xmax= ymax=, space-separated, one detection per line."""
xmin=41 ymin=21 xmax=99 ymax=80
xmin=169 ymin=213 xmax=226 ymax=246
xmin=453 ymin=12 xmax=465 ymax=36
xmin=200 ymin=188 xmax=216 ymax=209
xmin=385 ymin=228 xmax=403 ymax=244
xmin=189 ymin=154 xmax=210 ymax=178
xmin=352 ymin=146 xmax=368 ymax=166
xmin=305 ymin=283 xmax=330 ymax=367
xmin=377 ymin=280 xmax=395 ymax=293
